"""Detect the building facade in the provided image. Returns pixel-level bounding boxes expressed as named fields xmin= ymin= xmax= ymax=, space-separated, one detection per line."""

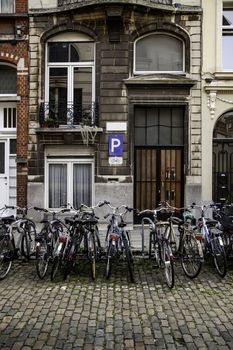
xmin=0 ymin=0 xmax=29 ymax=209
xmin=202 ymin=0 xmax=233 ymax=206
xmin=27 ymin=0 xmax=202 ymax=220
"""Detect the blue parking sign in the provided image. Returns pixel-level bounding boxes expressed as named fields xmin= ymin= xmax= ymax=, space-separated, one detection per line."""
xmin=108 ymin=134 xmax=123 ymax=156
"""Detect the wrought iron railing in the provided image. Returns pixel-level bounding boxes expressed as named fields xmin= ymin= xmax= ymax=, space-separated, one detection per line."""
xmin=39 ymin=102 xmax=99 ymax=128
xmin=58 ymin=0 xmax=172 ymax=6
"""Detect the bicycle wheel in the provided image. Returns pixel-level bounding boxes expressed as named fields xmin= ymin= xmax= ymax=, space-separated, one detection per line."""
xmin=50 ymin=256 xmax=61 ymax=281
xmin=36 ymin=239 xmax=49 ymax=279
xmin=181 ymin=234 xmax=202 ymax=279
xmin=21 ymin=221 xmax=36 ymax=260
xmin=63 ymin=242 xmax=77 ymax=280
xmin=94 ymin=226 xmax=102 ymax=261
xmin=88 ymin=231 xmax=97 ymax=280
xmin=0 ymin=237 xmax=12 ymax=280
xmin=106 ymin=240 xmax=115 ymax=279
xmin=211 ymin=236 xmax=227 ymax=278
xmin=123 ymin=234 xmax=134 ymax=283
xmin=162 ymin=241 xmax=174 ymax=289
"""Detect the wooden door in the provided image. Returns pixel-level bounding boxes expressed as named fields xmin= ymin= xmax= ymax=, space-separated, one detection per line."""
xmin=134 ymin=148 xmax=183 ymax=218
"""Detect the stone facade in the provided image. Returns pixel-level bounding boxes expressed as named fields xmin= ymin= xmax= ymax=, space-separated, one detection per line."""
xmin=28 ymin=0 xmax=202 ymax=213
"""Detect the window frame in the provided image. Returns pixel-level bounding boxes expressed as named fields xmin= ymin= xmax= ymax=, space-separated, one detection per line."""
xmin=45 ymin=157 xmax=94 ymax=209
xmin=133 ymin=32 xmax=185 ymax=75
xmin=45 ymin=39 xmax=96 ymax=107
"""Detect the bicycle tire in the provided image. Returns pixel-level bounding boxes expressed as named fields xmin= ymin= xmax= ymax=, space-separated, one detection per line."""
xmin=88 ymin=231 xmax=96 ymax=280
xmin=162 ymin=241 xmax=174 ymax=289
xmin=181 ymin=234 xmax=202 ymax=279
xmin=0 ymin=237 xmax=12 ymax=280
xmin=94 ymin=226 xmax=102 ymax=261
xmin=212 ymin=236 xmax=227 ymax=278
xmin=36 ymin=240 xmax=49 ymax=279
xmin=63 ymin=242 xmax=77 ymax=280
xmin=123 ymin=235 xmax=134 ymax=283
xmin=50 ymin=256 xmax=60 ymax=281
xmin=21 ymin=222 xmax=36 ymax=260
xmin=106 ymin=240 xmax=114 ymax=279
xmin=149 ymin=231 xmax=155 ymax=259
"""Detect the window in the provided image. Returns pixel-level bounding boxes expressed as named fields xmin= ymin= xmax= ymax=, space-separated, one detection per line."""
xmin=47 ymin=159 xmax=93 ymax=208
xmin=0 ymin=104 xmax=17 ymax=130
xmin=134 ymin=107 xmax=184 ymax=146
xmin=46 ymin=34 xmax=95 ymax=125
xmin=0 ymin=0 xmax=14 ymax=13
xmin=222 ymin=8 xmax=233 ymax=69
xmin=0 ymin=65 xmax=16 ymax=95
xmin=134 ymin=34 xmax=184 ymax=74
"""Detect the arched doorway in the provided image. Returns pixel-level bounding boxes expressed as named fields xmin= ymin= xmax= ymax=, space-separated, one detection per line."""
xmin=213 ymin=110 xmax=233 ymax=203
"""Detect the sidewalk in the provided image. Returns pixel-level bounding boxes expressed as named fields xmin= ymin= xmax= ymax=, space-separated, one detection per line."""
xmin=0 ymin=252 xmax=233 ymax=349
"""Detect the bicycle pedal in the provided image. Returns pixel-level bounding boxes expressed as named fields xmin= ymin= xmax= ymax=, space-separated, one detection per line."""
xmin=152 ymin=264 xmax=159 ymax=269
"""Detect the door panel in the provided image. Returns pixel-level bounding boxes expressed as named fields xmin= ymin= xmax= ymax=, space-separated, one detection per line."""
xmin=160 ymin=149 xmax=182 ymax=207
xmin=135 ymin=149 xmax=157 ymax=211
xmin=0 ymin=140 xmax=8 ymax=208
xmin=134 ymin=148 xmax=183 ymax=221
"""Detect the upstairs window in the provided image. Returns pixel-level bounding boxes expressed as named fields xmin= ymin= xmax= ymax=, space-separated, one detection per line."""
xmin=222 ymin=8 xmax=233 ymax=70
xmin=45 ymin=33 xmax=95 ymax=126
xmin=0 ymin=0 xmax=14 ymax=13
xmin=134 ymin=33 xmax=184 ymax=74
xmin=0 ymin=65 xmax=16 ymax=95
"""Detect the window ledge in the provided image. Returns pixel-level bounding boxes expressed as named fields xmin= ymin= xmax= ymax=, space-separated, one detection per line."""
xmin=36 ymin=126 xmax=103 ymax=133
xmin=124 ymin=74 xmax=196 ymax=86
xmin=215 ymin=72 xmax=233 ymax=80
xmin=0 ymin=96 xmax=20 ymax=101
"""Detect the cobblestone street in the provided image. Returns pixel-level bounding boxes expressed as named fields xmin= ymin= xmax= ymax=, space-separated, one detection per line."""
xmin=0 ymin=257 xmax=233 ymax=350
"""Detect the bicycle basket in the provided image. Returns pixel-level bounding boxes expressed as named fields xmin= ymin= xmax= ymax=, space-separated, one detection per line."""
xmin=157 ymin=211 xmax=172 ymax=221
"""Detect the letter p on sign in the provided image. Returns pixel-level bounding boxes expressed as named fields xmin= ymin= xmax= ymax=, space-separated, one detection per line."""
xmin=108 ymin=134 xmax=123 ymax=156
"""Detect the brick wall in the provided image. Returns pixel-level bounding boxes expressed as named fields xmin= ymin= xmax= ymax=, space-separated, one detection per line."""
xmin=0 ymin=0 xmax=29 ymax=207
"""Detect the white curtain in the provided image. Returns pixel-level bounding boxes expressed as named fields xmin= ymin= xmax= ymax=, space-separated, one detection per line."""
xmin=73 ymin=164 xmax=91 ymax=209
xmin=1 ymin=0 xmax=14 ymax=12
xmin=49 ymin=164 xmax=67 ymax=208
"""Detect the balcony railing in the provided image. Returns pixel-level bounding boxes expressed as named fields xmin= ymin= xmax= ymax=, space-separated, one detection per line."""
xmin=39 ymin=102 xmax=99 ymax=128
xmin=58 ymin=0 xmax=172 ymax=6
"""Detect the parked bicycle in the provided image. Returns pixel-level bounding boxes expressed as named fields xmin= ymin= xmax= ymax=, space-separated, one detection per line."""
xmin=104 ymin=202 xmax=135 ymax=283
xmin=138 ymin=206 xmax=174 ymax=288
xmin=213 ymin=203 xmax=233 ymax=258
xmin=34 ymin=206 xmax=70 ymax=279
xmin=61 ymin=202 xmax=104 ymax=281
xmin=163 ymin=203 xmax=203 ymax=279
xmin=193 ymin=203 xmax=227 ymax=277
xmin=0 ymin=205 xmax=36 ymax=280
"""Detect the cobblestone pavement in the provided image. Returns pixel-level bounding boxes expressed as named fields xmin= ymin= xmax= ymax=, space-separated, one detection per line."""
xmin=0 ymin=257 xmax=233 ymax=350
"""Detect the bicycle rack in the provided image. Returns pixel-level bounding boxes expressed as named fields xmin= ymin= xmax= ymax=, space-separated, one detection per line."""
xmin=141 ymin=217 xmax=154 ymax=258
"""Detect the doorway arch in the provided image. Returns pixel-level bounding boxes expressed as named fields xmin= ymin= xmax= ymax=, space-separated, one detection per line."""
xmin=213 ymin=110 xmax=233 ymax=203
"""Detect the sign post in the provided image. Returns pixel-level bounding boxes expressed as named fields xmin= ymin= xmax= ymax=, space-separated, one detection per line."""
xmin=108 ymin=134 xmax=123 ymax=165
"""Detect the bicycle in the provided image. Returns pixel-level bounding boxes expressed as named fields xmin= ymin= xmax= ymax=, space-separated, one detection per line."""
xmin=34 ymin=206 xmax=70 ymax=279
xmin=0 ymin=205 xmax=36 ymax=279
xmin=104 ymin=202 xmax=135 ymax=283
xmin=62 ymin=201 xmax=104 ymax=281
xmin=212 ymin=203 xmax=233 ymax=258
xmin=163 ymin=204 xmax=203 ymax=279
xmin=138 ymin=206 xmax=174 ymax=288
xmin=193 ymin=203 xmax=227 ymax=278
